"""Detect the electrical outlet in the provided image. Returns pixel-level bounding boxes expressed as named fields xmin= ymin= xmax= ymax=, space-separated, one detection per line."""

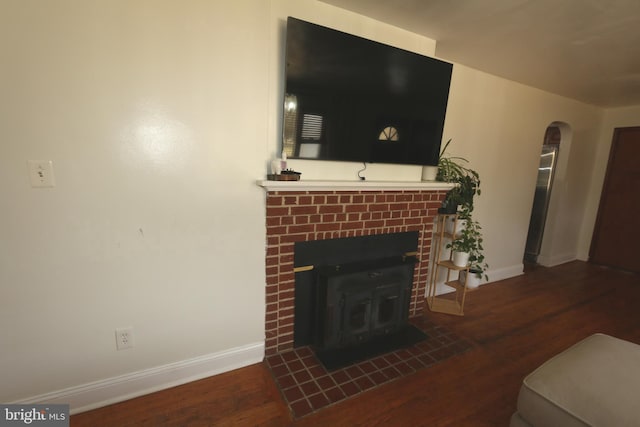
xmin=28 ymin=160 xmax=56 ymax=187
xmin=115 ymin=327 xmax=134 ymax=350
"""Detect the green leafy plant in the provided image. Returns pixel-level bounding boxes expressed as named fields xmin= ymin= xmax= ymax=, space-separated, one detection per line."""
xmin=469 ymin=256 xmax=490 ymax=281
xmin=447 ymin=217 xmax=482 ymax=254
xmin=467 ymin=223 xmax=489 ymax=281
xmin=438 ymin=139 xmax=489 ymax=281
xmin=437 ymin=139 xmax=481 ymax=215
xmin=447 ymin=216 xmax=489 ymax=281
xmin=437 ymin=139 xmax=472 ymax=182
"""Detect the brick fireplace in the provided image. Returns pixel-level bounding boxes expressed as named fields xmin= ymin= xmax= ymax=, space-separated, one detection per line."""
xmin=260 ymin=181 xmax=450 ymax=356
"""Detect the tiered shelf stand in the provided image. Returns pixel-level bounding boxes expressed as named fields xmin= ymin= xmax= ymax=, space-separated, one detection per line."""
xmin=427 ymin=213 xmax=475 ymax=316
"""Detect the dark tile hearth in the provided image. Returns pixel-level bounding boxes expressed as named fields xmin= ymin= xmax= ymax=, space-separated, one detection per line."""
xmin=265 ymin=316 xmax=473 ymax=419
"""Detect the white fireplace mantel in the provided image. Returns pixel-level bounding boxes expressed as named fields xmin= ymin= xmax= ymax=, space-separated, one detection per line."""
xmin=256 ymin=179 xmax=455 ymax=192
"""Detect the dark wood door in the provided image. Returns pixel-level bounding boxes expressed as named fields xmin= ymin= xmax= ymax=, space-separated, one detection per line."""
xmin=589 ymin=127 xmax=640 ymax=272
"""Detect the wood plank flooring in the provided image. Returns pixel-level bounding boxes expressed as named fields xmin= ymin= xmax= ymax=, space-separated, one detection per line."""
xmin=71 ymin=261 xmax=640 ymax=426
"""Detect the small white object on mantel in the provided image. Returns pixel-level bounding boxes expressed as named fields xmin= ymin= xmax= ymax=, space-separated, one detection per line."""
xmin=256 ymin=179 xmax=455 ymax=192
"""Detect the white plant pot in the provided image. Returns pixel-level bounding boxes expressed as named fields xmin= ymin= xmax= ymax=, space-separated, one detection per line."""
xmin=445 ymin=217 xmax=456 ymax=235
xmin=421 ymin=165 xmax=438 ymax=181
xmin=445 ymin=218 xmax=466 ymax=237
xmin=452 ymin=251 xmax=470 ymax=267
xmin=455 ymin=219 xmax=467 ymax=237
xmin=460 ymin=270 xmax=481 ymax=289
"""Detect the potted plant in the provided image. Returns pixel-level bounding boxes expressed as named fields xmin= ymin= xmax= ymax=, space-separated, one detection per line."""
xmin=462 ymin=217 xmax=489 ymax=288
xmin=438 ymin=139 xmax=488 ymax=284
xmin=465 ymin=255 xmax=490 ymax=288
xmin=437 ymin=139 xmax=481 ymax=215
xmin=447 ymin=216 xmax=482 ymax=267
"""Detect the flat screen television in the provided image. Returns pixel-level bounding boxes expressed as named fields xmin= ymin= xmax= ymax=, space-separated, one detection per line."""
xmin=282 ymin=17 xmax=453 ymax=166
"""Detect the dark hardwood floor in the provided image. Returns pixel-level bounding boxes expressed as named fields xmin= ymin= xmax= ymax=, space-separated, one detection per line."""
xmin=71 ymin=261 xmax=640 ymax=426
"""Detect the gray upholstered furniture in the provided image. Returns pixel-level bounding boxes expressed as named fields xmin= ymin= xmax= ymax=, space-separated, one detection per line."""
xmin=511 ymin=333 xmax=640 ymax=427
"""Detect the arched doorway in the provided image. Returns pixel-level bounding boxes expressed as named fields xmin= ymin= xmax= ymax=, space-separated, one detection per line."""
xmin=523 ymin=125 xmax=561 ymax=264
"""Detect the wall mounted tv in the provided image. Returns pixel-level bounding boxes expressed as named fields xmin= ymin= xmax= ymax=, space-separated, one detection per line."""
xmin=282 ymin=17 xmax=453 ymax=166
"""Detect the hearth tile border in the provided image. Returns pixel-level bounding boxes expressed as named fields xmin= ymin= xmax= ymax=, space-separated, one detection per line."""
xmin=265 ymin=316 xmax=474 ymax=419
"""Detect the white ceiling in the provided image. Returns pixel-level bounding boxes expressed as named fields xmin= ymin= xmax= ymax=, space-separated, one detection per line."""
xmin=320 ymin=0 xmax=640 ymax=107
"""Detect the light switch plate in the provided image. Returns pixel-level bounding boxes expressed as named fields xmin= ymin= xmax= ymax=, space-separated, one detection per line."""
xmin=28 ymin=160 xmax=55 ymax=187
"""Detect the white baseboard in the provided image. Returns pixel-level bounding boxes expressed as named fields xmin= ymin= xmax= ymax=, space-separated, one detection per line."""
xmin=486 ymin=264 xmax=524 ymax=283
xmin=12 ymin=341 xmax=264 ymax=415
xmin=537 ymin=252 xmax=577 ymax=267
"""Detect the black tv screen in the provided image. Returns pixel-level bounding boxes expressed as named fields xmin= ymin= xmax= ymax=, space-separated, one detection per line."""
xmin=282 ymin=17 xmax=452 ymax=166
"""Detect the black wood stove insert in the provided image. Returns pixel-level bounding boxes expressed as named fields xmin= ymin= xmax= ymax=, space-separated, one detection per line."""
xmin=294 ymin=232 xmax=427 ymax=370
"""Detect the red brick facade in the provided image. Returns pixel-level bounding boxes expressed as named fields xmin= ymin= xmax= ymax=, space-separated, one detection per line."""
xmin=264 ymin=189 xmax=447 ymax=356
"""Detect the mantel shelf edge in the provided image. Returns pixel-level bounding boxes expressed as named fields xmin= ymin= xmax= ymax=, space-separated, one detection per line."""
xmin=257 ymin=179 xmax=455 ymax=192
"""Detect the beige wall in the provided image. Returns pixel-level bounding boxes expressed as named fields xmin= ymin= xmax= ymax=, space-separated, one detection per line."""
xmin=1 ymin=0 xmax=270 ymax=406
xmin=442 ymin=65 xmax=602 ymax=272
xmin=0 ymin=0 xmax=625 ymax=412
